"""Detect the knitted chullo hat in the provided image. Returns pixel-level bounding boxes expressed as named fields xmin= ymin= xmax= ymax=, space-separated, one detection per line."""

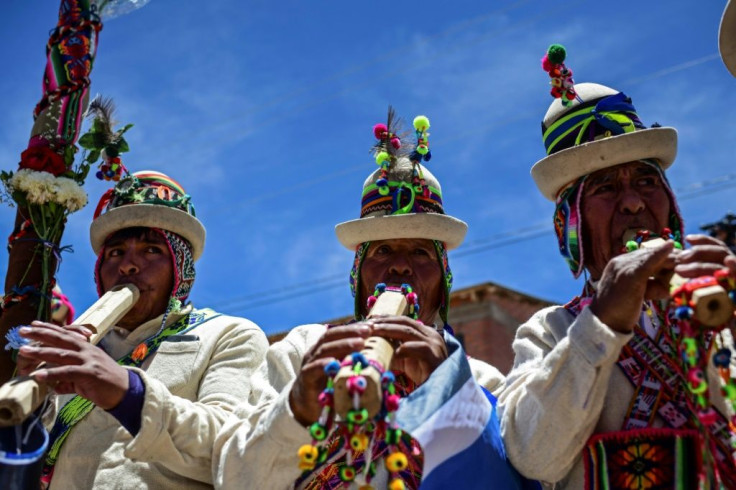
xmin=337 ymin=108 xmax=465 ymax=325
xmin=534 ymin=45 xmax=683 ymax=277
xmin=720 ymin=0 xmax=736 ymax=77
xmin=90 ymin=170 xmax=202 ymax=306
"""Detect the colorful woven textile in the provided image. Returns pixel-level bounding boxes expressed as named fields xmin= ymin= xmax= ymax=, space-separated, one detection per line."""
xmin=40 ymin=308 xmax=220 ymax=487
xmin=583 ymin=428 xmax=699 ymax=490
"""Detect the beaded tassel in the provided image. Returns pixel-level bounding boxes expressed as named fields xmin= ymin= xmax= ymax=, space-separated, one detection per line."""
xmin=297 ymin=284 xmax=419 ymax=488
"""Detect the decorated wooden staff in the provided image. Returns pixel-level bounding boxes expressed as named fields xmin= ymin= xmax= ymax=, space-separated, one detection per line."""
xmin=0 ymin=0 xmax=147 ymax=384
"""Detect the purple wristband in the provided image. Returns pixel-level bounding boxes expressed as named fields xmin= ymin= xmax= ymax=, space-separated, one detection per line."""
xmin=107 ymin=369 xmax=145 ymax=436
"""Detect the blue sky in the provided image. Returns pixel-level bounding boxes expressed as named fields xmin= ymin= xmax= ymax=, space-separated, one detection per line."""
xmin=1 ymin=0 xmax=735 ymax=336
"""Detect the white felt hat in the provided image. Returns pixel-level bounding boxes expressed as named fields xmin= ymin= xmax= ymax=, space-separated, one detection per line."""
xmin=90 ymin=170 xmax=206 ymax=260
xmin=531 ymin=82 xmax=677 ymax=201
xmin=721 ymin=0 xmax=736 ymax=77
xmin=335 ymin=157 xmax=467 ymax=250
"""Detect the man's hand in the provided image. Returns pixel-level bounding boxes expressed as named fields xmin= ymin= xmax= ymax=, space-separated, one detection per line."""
xmin=370 ymin=315 xmax=448 ymax=385
xmin=16 ymin=323 xmax=93 ymax=376
xmin=675 ymin=234 xmax=736 ymax=278
xmin=590 ymin=241 xmax=675 ymax=333
xmin=290 ymin=323 xmax=372 ymax=427
xmin=18 ymin=321 xmax=129 ymax=410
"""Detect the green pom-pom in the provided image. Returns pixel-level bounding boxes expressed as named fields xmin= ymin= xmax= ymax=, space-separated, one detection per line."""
xmin=376 ymin=151 xmax=390 ymax=165
xmin=625 ymin=240 xmax=639 ymax=252
xmin=413 ymin=115 xmax=430 ymax=132
xmin=547 ymin=44 xmax=567 ymax=65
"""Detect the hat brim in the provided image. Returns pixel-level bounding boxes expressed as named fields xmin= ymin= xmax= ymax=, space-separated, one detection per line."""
xmin=720 ymin=0 xmax=736 ymax=77
xmin=90 ymin=205 xmax=206 ymax=260
xmin=531 ymin=128 xmax=678 ymax=201
xmin=335 ymin=213 xmax=468 ymax=250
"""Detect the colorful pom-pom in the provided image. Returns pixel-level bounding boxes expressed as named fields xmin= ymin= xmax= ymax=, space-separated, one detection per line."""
xmin=547 ymin=44 xmax=566 ymax=65
xmin=413 ymin=115 xmax=430 ymax=132
xmin=347 ymin=408 xmax=369 ymax=424
xmin=325 ymin=360 xmax=341 ymax=376
xmin=381 ymin=371 xmax=395 ymax=386
xmin=385 ymin=452 xmax=409 ymax=472
xmin=298 ymin=444 xmax=319 ymax=470
xmin=347 ymin=375 xmax=368 ymax=395
xmin=310 ymin=423 xmax=328 ymax=441
xmin=339 ymin=465 xmax=356 ymax=482
xmin=385 ymin=427 xmax=402 ymax=445
xmin=373 ymin=124 xmax=388 ymax=139
xmin=367 ymin=295 xmax=378 ymax=309
xmin=714 ymin=348 xmax=732 ymax=368
xmin=390 ymin=137 xmax=401 ymax=149
xmin=385 ymin=393 xmax=400 ymax=412
xmin=625 ymin=240 xmax=639 ymax=252
xmin=350 ymin=433 xmax=369 ymax=452
xmin=376 ymin=152 xmax=390 ymax=165
xmin=388 ymin=478 xmax=406 ymax=490
xmin=318 ymin=391 xmax=334 ymax=407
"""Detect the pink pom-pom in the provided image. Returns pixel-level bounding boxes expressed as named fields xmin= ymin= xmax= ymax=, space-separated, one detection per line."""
xmin=405 ymin=292 xmax=417 ymax=305
xmin=318 ymin=391 xmax=334 ymax=407
xmin=367 ymin=295 xmax=377 ymax=309
xmin=385 ymin=394 xmax=400 ymax=411
xmin=347 ymin=375 xmax=367 ymax=395
xmin=373 ymin=123 xmax=388 ymax=139
xmin=541 ymin=54 xmax=552 ymax=72
xmin=390 ymin=137 xmax=401 ymax=149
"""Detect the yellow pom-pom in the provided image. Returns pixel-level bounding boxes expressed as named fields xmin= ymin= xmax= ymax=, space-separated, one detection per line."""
xmin=385 ymin=452 xmax=408 ymax=472
xmin=388 ymin=478 xmax=406 ymax=490
xmin=413 ymin=115 xmax=430 ymax=132
xmin=297 ymin=444 xmax=319 ymax=471
xmin=375 ymin=151 xmax=390 ymax=165
xmin=350 ymin=433 xmax=369 ymax=452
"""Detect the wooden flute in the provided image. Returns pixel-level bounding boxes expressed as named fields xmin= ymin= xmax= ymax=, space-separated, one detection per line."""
xmin=0 ymin=283 xmax=139 ymax=427
xmin=333 ymin=289 xmax=408 ymax=420
xmin=625 ymin=231 xmax=733 ymax=327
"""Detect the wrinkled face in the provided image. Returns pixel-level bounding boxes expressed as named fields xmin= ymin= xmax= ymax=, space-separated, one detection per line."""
xmin=359 ymin=238 xmax=443 ymax=325
xmin=99 ymin=229 xmax=174 ymax=330
xmin=581 ymin=161 xmax=671 ymax=279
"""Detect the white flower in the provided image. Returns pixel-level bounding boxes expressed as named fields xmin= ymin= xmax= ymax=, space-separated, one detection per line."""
xmin=9 ymin=169 xmax=87 ymax=212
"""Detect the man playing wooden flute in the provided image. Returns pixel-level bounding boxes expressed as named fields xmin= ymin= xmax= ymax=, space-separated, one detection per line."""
xmin=215 ymin=111 xmax=534 ymax=489
xmin=17 ymin=171 xmax=268 ymax=489
xmin=499 ymin=46 xmax=736 ymax=489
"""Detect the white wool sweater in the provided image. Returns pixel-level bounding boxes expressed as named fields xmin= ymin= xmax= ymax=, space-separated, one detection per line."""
xmin=498 ymin=304 xmax=732 ymax=489
xmin=213 ymin=323 xmax=505 ymax=489
xmin=48 ymin=305 xmax=268 ymax=489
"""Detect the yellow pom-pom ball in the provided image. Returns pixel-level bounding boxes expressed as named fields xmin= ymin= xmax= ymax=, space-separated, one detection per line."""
xmin=388 ymin=478 xmax=406 ymax=490
xmin=385 ymin=452 xmax=408 ymax=472
xmin=413 ymin=115 xmax=430 ymax=132
xmin=297 ymin=444 xmax=319 ymax=471
xmin=350 ymin=433 xmax=369 ymax=452
xmin=375 ymin=151 xmax=390 ymax=165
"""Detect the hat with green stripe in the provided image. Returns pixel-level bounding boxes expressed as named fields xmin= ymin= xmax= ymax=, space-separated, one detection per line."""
xmin=720 ymin=0 xmax=736 ymax=77
xmin=531 ymin=46 xmax=677 ymax=201
xmin=335 ymin=108 xmax=467 ymax=250
xmin=90 ymin=170 xmax=206 ymax=260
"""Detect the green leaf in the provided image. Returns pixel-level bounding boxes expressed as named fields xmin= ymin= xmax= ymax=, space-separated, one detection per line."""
xmin=85 ymin=149 xmax=100 ymax=163
xmin=78 ymin=164 xmax=90 ymax=181
xmin=78 ymin=133 xmax=97 ymax=150
xmin=118 ymin=123 xmax=134 ymax=135
xmin=117 ymin=138 xmax=130 ymax=153
xmin=12 ymin=190 xmax=27 ymax=207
